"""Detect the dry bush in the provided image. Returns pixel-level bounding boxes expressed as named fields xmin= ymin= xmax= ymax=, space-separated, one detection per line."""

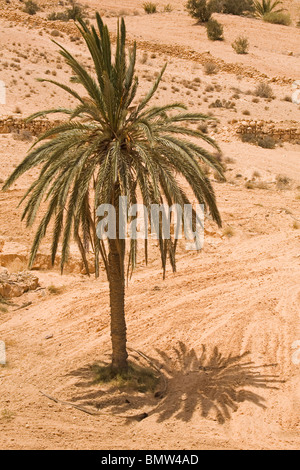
xmin=12 ymin=130 xmax=33 ymax=142
xmin=163 ymin=3 xmax=173 ymax=12
xmin=222 ymin=0 xmax=254 ymax=15
xmin=143 ymin=2 xmax=157 ymax=13
xmin=263 ymin=11 xmax=291 ymax=25
xmin=204 ymin=61 xmax=219 ymax=75
xmin=254 ymin=82 xmax=274 ymax=98
xmin=23 ymin=1 xmax=40 ymax=15
xmin=275 ymin=174 xmax=291 ymax=189
xmin=206 ymin=19 xmax=224 ymax=40
xmin=292 ymin=221 xmax=300 ymax=230
xmin=48 ymin=285 xmax=67 ymax=295
xmin=257 ymin=135 xmax=276 ymax=149
xmin=186 ymin=0 xmax=213 ymax=22
xmin=140 ymin=52 xmax=148 ymax=64
xmin=232 ymin=36 xmax=249 ymax=54
xmin=223 ymin=226 xmax=235 ymax=237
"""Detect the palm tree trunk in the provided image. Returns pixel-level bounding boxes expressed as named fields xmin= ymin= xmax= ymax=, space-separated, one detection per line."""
xmin=108 ymin=239 xmax=128 ymax=373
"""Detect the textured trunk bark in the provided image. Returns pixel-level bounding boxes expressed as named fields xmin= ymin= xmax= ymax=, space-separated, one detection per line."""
xmin=108 ymin=239 xmax=128 ymax=373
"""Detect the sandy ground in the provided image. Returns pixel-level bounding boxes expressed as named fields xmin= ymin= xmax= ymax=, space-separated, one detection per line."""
xmin=0 ymin=0 xmax=299 ymax=450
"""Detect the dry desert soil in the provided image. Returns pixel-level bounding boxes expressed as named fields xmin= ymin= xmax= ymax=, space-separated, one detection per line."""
xmin=0 ymin=0 xmax=299 ymax=450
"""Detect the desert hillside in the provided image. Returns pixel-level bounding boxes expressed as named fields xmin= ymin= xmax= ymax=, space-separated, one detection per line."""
xmin=0 ymin=0 xmax=299 ymax=450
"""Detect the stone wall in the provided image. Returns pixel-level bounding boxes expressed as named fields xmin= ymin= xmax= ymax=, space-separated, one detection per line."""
xmin=236 ymin=120 xmax=300 ymax=142
xmin=0 ymin=117 xmax=60 ymax=136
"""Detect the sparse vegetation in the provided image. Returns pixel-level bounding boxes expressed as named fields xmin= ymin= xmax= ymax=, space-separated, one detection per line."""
xmin=223 ymin=226 xmax=235 ymax=237
xmin=92 ymin=361 xmax=160 ymax=392
xmin=47 ymin=11 xmax=69 ymax=21
xmin=232 ymin=36 xmax=249 ymax=54
xmin=276 ymin=174 xmax=291 ymax=189
xmin=0 ymin=409 xmax=15 ymax=422
xmin=292 ymin=221 xmax=300 ymax=230
xmin=66 ymin=0 xmax=87 ymax=21
xmin=204 ymin=61 xmax=219 ymax=75
xmin=241 ymin=133 xmax=277 ymax=148
xmin=143 ymin=2 xmax=157 ymax=14
xmin=23 ymin=1 xmax=40 ymax=15
xmin=263 ymin=11 xmax=291 ymax=25
xmin=185 ymin=0 xmax=213 ymax=22
xmin=254 ymin=82 xmax=274 ymax=99
xmin=47 ymin=1 xmax=87 ymax=22
xmin=257 ymin=135 xmax=276 ymax=148
xmin=163 ymin=3 xmax=173 ymax=12
xmin=222 ymin=0 xmax=254 ymax=15
xmin=48 ymin=285 xmax=66 ymax=295
xmin=253 ymin=0 xmax=284 ymax=18
xmin=206 ymin=19 xmax=224 ymax=41
xmin=12 ymin=130 xmax=33 ymax=142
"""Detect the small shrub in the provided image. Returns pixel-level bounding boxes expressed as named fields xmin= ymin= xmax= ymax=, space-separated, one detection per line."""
xmin=292 ymin=221 xmax=300 ymax=230
xmin=92 ymin=361 xmax=159 ymax=393
xmin=263 ymin=11 xmax=291 ymax=25
xmin=223 ymin=226 xmax=235 ymax=237
xmin=185 ymin=0 xmax=213 ymax=22
xmin=245 ymin=180 xmax=255 ymax=189
xmin=232 ymin=36 xmax=249 ymax=54
xmin=209 ymin=98 xmax=235 ymax=109
xmin=50 ymin=29 xmax=60 ymax=37
xmin=197 ymin=121 xmax=208 ymax=133
xmin=140 ymin=52 xmax=148 ymax=64
xmin=204 ymin=61 xmax=219 ymax=75
xmin=47 ymin=11 xmax=69 ymax=21
xmin=208 ymin=0 xmax=224 ymax=12
xmin=257 ymin=135 xmax=276 ymax=148
xmin=12 ymin=129 xmax=33 ymax=142
xmin=143 ymin=2 xmax=157 ymax=13
xmin=66 ymin=1 xmax=86 ymax=21
xmin=48 ymin=285 xmax=66 ymax=295
xmin=275 ymin=174 xmax=290 ymax=189
xmin=206 ymin=19 xmax=224 ymax=40
xmin=225 ymin=157 xmax=236 ymax=164
xmin=163 ymin=3 xmax=173 ymax=12
xmin=23 ymin=1 xmax=40 ymax=15
xmin=222 ymin=0 xmax=254 ymax=15
xmin=254 ymin=82 xmax=274 ymax=98
xmin=0 ymin=410 xmax=15 ymax=422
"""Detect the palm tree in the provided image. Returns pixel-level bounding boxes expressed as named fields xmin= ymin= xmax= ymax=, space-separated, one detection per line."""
xmin=253 ymin=0 xmax=284 ymax=17
xmin=2 ymin=14 xmax=224 ymax=374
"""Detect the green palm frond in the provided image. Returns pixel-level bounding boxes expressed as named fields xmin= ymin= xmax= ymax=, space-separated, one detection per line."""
xmin=2 ymin=13 xmax=224 ymax=278
xmin=253 ymin=0 xmax=284 ymax=17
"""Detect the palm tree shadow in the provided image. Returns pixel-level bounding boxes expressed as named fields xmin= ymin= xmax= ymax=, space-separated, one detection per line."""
xmin=151 ymin=343 xmax=283 ymax=424
xmin=67 ymin=343 xmax=283 ymax=424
